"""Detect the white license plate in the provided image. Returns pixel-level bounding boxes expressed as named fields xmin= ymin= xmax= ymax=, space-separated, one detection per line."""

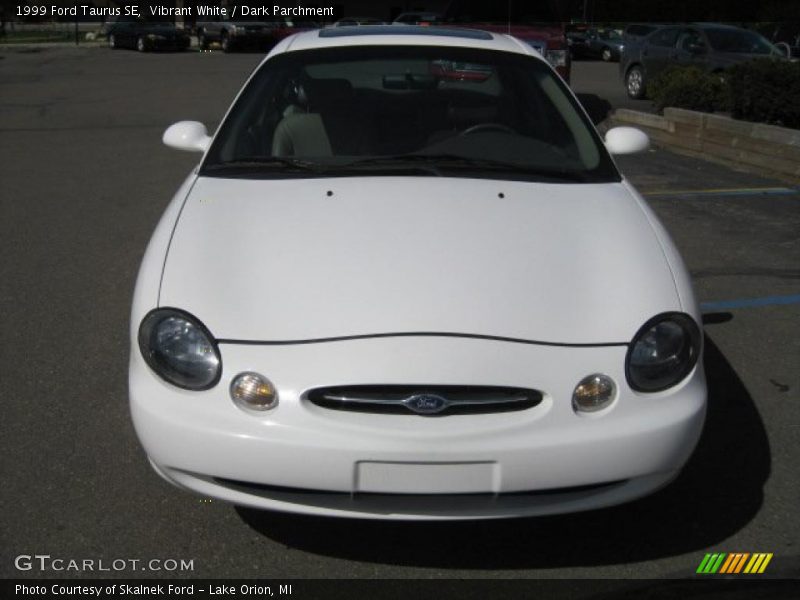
xmin=355 ymin=461 xmax=499 ymax=494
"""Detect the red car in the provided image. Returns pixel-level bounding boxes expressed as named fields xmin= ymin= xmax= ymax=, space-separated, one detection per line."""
xmin=442 ymin=0 xmax=571 ymax=82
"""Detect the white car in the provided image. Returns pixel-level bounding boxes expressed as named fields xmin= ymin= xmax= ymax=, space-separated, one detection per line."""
xmin=130 ymin=26 xmax=706 ymax=520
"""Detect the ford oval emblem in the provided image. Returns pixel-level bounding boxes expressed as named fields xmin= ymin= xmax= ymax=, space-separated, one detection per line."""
xmin=404 ymin=393 xmax=449 ymax=415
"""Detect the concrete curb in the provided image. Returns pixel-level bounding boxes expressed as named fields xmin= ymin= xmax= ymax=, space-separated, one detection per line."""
xmin=610 ymin=107 xmax=800 ymax=183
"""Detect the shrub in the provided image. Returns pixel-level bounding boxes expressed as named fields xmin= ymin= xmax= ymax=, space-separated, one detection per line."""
xmin=726 ymin=59 xmax=800 ymax=129
xmin=648 ymin=66 xmax=728 ymax=113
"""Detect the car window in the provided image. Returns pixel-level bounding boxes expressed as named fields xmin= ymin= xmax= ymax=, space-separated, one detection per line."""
xmin=648 ymin=28 xmax=680 ymax=47
xmin=203 ymin=46 xmax=618 ymax=183
xmin=703 ymin=28 xmax=778 ymax=55
xmin=677 ymin=30 xmax=704 ymax=52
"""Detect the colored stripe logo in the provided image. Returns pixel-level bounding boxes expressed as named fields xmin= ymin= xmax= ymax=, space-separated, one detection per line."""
xmin=696 ymin=553 xmax=773 ymax=574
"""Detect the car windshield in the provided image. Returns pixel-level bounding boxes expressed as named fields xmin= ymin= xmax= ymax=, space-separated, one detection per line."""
xmin=202 ymin=45 xmax=619 ymax=183
xmin=704 ymin=28 xmax=778 ymax=54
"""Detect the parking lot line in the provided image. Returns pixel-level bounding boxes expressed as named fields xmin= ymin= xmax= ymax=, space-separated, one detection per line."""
xmin=643 ymin=187 xmax=798 ymax=199
xmin=700 ymin=294 xmax=800 ymax=311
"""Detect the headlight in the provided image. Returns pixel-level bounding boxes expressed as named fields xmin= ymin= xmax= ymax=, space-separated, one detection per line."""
xmin=138 ymin=308 xmax=221 ymax=390
xmin=626 ymin=313 xmax=701 ymax=393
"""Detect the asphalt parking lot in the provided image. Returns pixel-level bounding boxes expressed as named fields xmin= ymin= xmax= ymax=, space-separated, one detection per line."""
xmin=1 ymin=46 xmax=798 ymax=580
xmin=571 ymin=58 xmax=656 ymax=114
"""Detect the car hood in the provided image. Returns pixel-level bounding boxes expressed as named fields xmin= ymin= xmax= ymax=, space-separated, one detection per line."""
xmin=159 ymin=176 xmax=681 ymax=344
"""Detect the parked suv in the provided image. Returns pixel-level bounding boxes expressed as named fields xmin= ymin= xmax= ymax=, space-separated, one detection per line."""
xmin=196 ymin=13 xmax=318 ymax=52
xmin=621 ymin=23 xmax=786 ymax=99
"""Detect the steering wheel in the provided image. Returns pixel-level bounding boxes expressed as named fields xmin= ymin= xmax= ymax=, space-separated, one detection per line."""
xmin=460 ymin=123 xmax=516 ymax=136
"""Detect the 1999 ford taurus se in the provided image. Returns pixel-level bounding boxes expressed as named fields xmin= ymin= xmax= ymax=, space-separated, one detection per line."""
xmin=130 ymin=26 xmax=706 ymax=520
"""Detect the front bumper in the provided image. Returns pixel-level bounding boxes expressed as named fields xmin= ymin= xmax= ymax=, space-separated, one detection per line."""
xmin=130 ymin=336 xmax=706 ymax=520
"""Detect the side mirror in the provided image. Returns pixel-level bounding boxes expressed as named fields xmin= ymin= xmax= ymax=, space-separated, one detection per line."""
xmin=605 ymin=126 xmax=650 ymax=155
xmin=774 ymin=42 xmax=791 ymax=59
xmin=163 ymin=121 xmax=212 ymax=153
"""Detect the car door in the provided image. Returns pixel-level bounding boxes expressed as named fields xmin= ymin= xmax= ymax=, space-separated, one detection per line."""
xmin=675 ymin=28 xmax=709 ymax=70
xmin=641 ymin=27 xmax=680 ymax=79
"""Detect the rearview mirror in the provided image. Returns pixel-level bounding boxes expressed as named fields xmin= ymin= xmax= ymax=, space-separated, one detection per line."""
xmin=604 ymin=126 xmax=649 ymax=155
xmin=163 ymin=121 xmax=212 ymax=153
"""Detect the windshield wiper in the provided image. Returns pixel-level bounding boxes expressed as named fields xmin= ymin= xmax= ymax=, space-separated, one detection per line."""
xmin=203 ymin=157 xmax=327 ymax=173
xmin=203 ymin=155 xmax=589 ymax=182
xmin=344 ymin=154 xmax=589 ymax=182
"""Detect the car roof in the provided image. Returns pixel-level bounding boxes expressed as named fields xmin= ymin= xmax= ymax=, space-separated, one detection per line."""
xmin=648 ymin=23 xmax=754 ymax=32
xmin=266 ymin=25 xmax=542 ymax=62
xmin=691 ymin=22 xmax=748 ymax=30
xmin=336 ymin=17 xmax=383 ymax=22
xmin=396 ymin=12 xmax=441 ymax=18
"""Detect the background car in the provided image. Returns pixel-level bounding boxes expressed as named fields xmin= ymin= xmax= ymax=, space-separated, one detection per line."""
xmin=621 ymin=23 xmax=787 ymax=99
xmin=130 ymin=28 xmax=706 ymax=521
xmin=442 ymin=0 xmax=571 ymax=81
xmin=197 ymin=13 xmax=319 ymax=52
xmin=332 ymin=17 xmax=387 ymax=27
xmin=107 ymin=16 xmax=190 ymax=52
xmin=196 ymin=15 xmax=273 ymax=52
xmin=756 ymin=22 xmax=800 ymax=60
xmin=622 ymin=23 xmax=660 ymax=44
xmin=392 ymin=12 xmax=442 ymax=26
xmin=566 ymin=23 xmax=590 ymax=58
xmin=583 ymin=27 xmax=625 ymax=61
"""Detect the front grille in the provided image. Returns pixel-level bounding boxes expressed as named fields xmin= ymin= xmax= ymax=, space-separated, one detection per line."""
xmin=305 ymin=385 xmax=543 ymax=416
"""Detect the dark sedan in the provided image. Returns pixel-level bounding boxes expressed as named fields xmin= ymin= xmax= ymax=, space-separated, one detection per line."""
xmin=583 ymin=28 xmax=625 ymax=62
xmin=107 ymin=16 xmax=190 ymax=52
xmin=620 ymin=23 xmax=785 ymax=99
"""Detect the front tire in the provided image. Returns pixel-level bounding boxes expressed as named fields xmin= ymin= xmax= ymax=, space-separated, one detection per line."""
xmin=136 ymin=36 xmax=147 ymax=52
xmin=108 ymin=34 xmax=117 ymax=49
xmin=626 ymin=65 xmax=646 ymax=99
xmin=221 ymin=32 xmax=231 ymax=53
xmin=197 ymin=30 xmax=208 ymax=50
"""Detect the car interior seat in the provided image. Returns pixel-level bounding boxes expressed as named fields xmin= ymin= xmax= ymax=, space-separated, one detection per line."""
xmin=271 ymin=78 xmax=360 ymax=157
